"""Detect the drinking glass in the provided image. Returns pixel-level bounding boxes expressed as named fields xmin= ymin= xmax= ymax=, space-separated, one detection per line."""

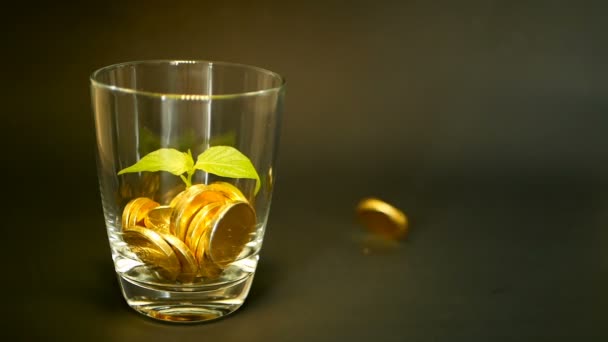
xmin=90 ymin=60 xmax=285 ymax=322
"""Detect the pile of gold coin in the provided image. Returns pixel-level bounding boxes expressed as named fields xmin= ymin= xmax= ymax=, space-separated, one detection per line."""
xmin=121 ymin=182 xmax=256 ymax=283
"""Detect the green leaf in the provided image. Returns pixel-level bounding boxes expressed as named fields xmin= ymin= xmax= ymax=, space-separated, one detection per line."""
xmin=118 ymin=148 xmax=194 ymax=176
xmin=194 ymin=146 xmax=261 ymax=194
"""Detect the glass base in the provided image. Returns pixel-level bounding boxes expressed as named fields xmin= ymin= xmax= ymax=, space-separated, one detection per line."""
xmin=117 ymin=272 xmax=255 ymax=323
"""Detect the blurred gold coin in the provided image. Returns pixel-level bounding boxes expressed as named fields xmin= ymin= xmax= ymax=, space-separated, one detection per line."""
xmin=122 ymin=226 xmax=180 ymax=281
xmin=118 ymin=181 xmax=134 ymax=203
xmin=356 ymin=197 xmax=408 ymax=239
xmin=162 ymin=234 xmax=198 ymax=283
xmin=206 ymin=182 xmax=248 ymax=202
xmin=186 ymin=202 xmax=224 ymax=253
xmin=144 ymin=206 xmax=173 ymax=235
xmin=140 ymin=172 xmax=161 ymax=197
xmin=170 ymin=185 xmax=228 ymax=241
xmin=205 ymin=201 xmax=256 ymax=268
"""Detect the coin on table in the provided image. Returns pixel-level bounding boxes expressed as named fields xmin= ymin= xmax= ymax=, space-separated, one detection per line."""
xmin=162 ymin=234 xmax=199 ymax=283
xmin=170 ymin=185 xmax=229 ymax=241
xmin=204 ymin=201 xmax=256 ymax=268
xmin=122 ymin=226 xmax=181 ymax=281
xmin=144 ymin=206 xmax=173 ymax=235
xmin=186 ymin=201 xmax=224 ymax=253
xmin=206 ymin=182 xmax=248 ymax=202
xmin=355 ymin=197 xmax=408 ymax=239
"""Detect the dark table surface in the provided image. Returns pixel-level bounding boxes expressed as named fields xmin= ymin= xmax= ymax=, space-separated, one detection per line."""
xmin=5 ymin=1 xmax=608 ymax=340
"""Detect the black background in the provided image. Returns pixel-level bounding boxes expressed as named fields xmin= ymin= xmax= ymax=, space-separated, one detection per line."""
xmin=5 ymin=1 xmax=608 ymax=340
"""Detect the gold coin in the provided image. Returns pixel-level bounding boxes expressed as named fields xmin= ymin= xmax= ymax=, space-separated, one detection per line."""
xmin=205 ymin=201 xmax=256 ymax=268
xmin=199 ymin=256 xmax=223 ymax=279
xmin=206 ymin=182 xmax=248 ymax=202
xmin=185 ymin=202 xmax=224 ymax=253
xmin=195 ymin=223 xmax=210 ymax=264
xmin=122 ymin=226 xmax=181 ymax=281
xmin=122 ymin=197 xmax=157 ymax=230
xmin=195 ymin=228 xmax=223 ymax=279
xmin=191 ymin=202 xmax=225 ymax=262
xmin=170 ymin=185 xmax=229 ymax=241
xmin=123 ymin=197 xmax=146 ymax=228
xmin=168 ymin=185 xmax=205 ymax=237
xmin=144 ymin=206 xmax=173 ymax=234
xmin=162 ymin=234 xmax=198 ymax=283
xmin=128 ymin=197 xmax=159 ymax=228
xmin=355 ymin=197 xmax=408 ymax=239
xmin=121 ymin=198 xmax=140 ymax=229
xmin=169 ymin=189 xmax=187 ymax=208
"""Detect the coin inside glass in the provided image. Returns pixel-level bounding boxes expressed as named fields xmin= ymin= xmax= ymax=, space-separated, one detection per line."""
xmin=205 ymin=201 xmax=256 ymax=268
xmin=162 ymin=234 xmax=199 ymax=283
xmin=186 ymin=201 xmax=224 ymax=253
xmin=206 ymin=182 xmax=248 ymax=202
xmin=144 ymin=206 xmax=173 ymax=234
xmin=122 ymin=197 xmax=158 ymax=229
xmin=121 ymin=198 xmax=140 ymax=229
xmin=131 ymin=198 xmax=159 ymax=227
xmin=195 ymin=228 xmax=223 ymax=279
xmin=168 ymin=188 xmax=188 ymax=208
xmin=122 ymin=226 xmax=181 ymax=281
xmin=170 ymin=186 xmax=228 ymax=241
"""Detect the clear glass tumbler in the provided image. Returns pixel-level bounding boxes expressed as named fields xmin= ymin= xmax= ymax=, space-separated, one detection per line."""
xmin=90 ymin=60 xmax=285 ymax=322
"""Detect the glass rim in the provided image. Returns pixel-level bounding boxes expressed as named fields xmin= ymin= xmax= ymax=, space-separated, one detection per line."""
xmin=90 ymin=59 xmax=286 ymax=100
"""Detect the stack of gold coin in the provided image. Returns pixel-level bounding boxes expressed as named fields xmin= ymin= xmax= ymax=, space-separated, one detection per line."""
xmin=120 ymin=182 xmax=256 ymax=283
xmin=122 ymin=226 xmax=181 ymax=281
xmin=121 ymin=197 xmax=160 ymax=228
